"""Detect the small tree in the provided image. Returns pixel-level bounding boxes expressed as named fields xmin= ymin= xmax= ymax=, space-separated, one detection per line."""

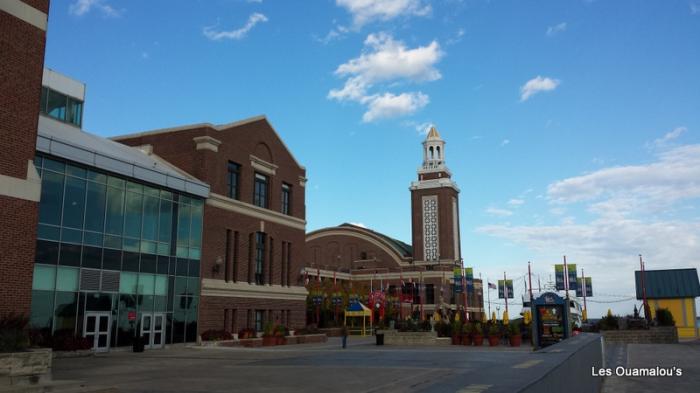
xmin=655 ymin=308 xmax=675 ymax=326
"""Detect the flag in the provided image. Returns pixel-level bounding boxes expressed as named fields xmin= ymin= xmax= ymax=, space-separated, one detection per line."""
xmin=304 ymin=271 xmax=309 ymax=285
xmin=488 ymin=282 xmax=497 ymax=290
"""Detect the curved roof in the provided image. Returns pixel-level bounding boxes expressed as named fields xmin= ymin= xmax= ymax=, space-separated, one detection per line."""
xmin=306 ymin=223 xmax=412 ymax=263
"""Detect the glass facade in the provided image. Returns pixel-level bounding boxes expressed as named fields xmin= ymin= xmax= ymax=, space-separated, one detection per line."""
xmin=30 ymin=154 xmax=204 ymax=348
xmin=40 ymin=87 xmax=83 ymax=127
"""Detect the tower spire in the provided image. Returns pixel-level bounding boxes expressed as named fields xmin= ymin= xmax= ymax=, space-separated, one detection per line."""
xmin=420 ymin=125 xmax=449 ymax=176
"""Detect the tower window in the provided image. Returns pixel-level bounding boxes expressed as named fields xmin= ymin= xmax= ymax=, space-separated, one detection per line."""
xmin=253 ymin=173 xmax=269 ymax=208
xmin=429 ymin=146 xmax=434 ymax=159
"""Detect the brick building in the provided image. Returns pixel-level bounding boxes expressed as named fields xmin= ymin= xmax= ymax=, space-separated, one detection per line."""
xmin=115 ymin=116 xmax=308 ymax=333
xmin=305 ymin=127 xmax=484 ymax=320
xmin=0 ymin=0 xmax=50 ymax=315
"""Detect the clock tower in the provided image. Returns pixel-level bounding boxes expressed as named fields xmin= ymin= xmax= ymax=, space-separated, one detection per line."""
xmin=410 ymin=126 xmax=461 ymax=264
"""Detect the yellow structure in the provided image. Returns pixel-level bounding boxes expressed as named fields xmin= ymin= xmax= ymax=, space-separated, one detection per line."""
xmin=636 ymin=268 xmax=699 ymax=339
xmin=344 ymin=302 xmax=372 ymax=336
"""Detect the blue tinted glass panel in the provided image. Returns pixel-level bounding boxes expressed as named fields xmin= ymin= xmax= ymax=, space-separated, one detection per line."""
xmin=39 ymin=171 xmax=64 ymax=225
xmin=105 ymin=187 xmax=124 ymax=235
xmin=85 ymin=181 xmax=106 ymax=232
xmin=62 ymin=176 xmax=86 ymax=229
xmin=158 ymin=200 xmax=172 ymax=243
xmin=37 ymin=224 xmax=60 ymax=241
xmin=124 ymin=192 xmax=142 ymax=238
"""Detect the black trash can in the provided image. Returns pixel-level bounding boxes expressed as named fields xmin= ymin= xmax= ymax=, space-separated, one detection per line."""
xmin=132 ymin=336 xmax=145 ymax=352
xmin=376 ymin=333 xmax=384 ymax=346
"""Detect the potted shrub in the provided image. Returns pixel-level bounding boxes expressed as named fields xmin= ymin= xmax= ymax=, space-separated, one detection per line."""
xmin=262 ymin=322 xmax=276 ymax=346
xmin=451 ymin=320 xmax=462 ymax=345
xmin=461 ymin=322 xmax=473 ymax=346
xmin=274 ymin=325 xmax=287 ymax=345
xmin=472 ymin=323 xmax=484 ymax=346
xmin=488 ymin=324 xmax=500 ymax=346
xmin=508 ymin=323 xmax=522 ymax=347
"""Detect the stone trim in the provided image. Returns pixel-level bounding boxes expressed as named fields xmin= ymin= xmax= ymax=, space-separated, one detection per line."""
xmin=298 ymin=176 xmax=307 ymax=188
xmin=409 ymin=178 xmax=460 ymax=192
xmin=0 ymin=161 xmax=41 ymax=202
xmin=0 ymin=0 xmax=48 ymax=31
xmin=193 ymin=136 xmax=222 ymax=152
xmin=201 ymin=279 xmax=308 ymax=301
xmin=207 ymin=192 xmax=306 ymax=230
xmin=250 ymin=155 xmax=278 ymax=176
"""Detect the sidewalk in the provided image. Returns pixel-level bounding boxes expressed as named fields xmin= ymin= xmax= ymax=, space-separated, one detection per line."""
xmin=602 ymin=340 xmax=700 ymax=393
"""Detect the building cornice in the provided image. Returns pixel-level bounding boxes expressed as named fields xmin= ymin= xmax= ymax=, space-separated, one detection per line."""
xmin=0 ymin=0 xmax=47 ymax=31
xmin=409 ymin=178 xmax=460 ymax=193
xmin=193 ymin=136 xmax=222 ymax=152
xmin=207 ymin=192 xmax=306 ymax=230
xmin=201 ymin=279 xmax=308 ymax=301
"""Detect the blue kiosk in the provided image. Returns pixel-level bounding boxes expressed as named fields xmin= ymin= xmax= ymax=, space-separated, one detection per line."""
xmin=531 ymin=291 xmax=570 ymax=349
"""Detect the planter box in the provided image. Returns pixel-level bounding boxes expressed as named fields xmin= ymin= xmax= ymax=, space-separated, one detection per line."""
xmin=601 ymin=326 xmax=678 ymax=344
xmin=376 ymin=330 xmax=449 ymax=346
xmin=0 ymin=348 xmax=52 ymax=386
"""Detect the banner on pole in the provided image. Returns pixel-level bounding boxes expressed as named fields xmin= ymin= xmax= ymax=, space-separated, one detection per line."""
xmin=465 ymin=267 xmax=474 ymax=293
xmin=568 ymin=264 xmax=578 ymax=291
xmin=576 ymin=277 xmax=593 ymax=297
xmin=498 ymin=279 xmax=514 ymax=299
xmin=555 ymin=264 xmax=565 ymax=290
xmin=453 ymin=267 xmax=463 ymax=294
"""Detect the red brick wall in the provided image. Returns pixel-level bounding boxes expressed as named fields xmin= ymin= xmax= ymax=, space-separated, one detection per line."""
xmin=200 ymin=296 xmax=306 ymax=332
xmin=305 ymin=232 xmax=406 ymax=271
xmin=0 ymin=1 xmax=49 ymax=315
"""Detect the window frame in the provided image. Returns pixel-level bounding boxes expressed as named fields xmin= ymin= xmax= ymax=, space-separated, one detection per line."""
xmin=253 ymin=173 xmax=269 ymax=209
xmin=281 ymin=183 xmax=291 ymax=215
xmin=227 ymin=162 xmax=240 ymax=200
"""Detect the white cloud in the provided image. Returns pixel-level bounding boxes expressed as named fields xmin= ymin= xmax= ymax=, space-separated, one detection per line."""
xmin=547 ymin=143 xmax=700 ymax=212
xmin=69 ymin=0 xmax=120 ymax=17
xmin=546 ymin=22 xmax=567 ymax=36
xmin=247 ymin=0 xmax=263 ymax=3
xmin=648 ymin=126 xmax=687 ymax=149
xmin=446 ymin=27 xmax=466 ymax=45
xmin=691 ymin=3 xmax=700 ymax=15
xmin=501 ymin=139 xmax=510 ymax=146
xmin=508 ymin=199 xmax=525 ymax=206
xmin=362 ymin=92 xmax=429 ymax=122
xmin=328 ymin=33 xmax=442 ymax=122
xmin=486 ymin=207 xmax=514 ymax=217
xmin=203 ymin=13 xmax=268 ymax=41
xmin=337 ymin=0 xmax=431 ymax=28
xmin=316 ymin=24 xmax=350 ymax=44
xmin=520 ymin=76 xmax=560 ymax=101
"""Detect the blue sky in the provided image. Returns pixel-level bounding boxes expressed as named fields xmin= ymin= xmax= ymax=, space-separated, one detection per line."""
xmin=46 ymin=0 xmax=700 ymax=317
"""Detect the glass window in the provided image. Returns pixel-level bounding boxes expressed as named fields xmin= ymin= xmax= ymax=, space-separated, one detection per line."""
xmin=176 ymin=204 xmax=190 ymax=247
xmin=142 ymin=196 xmax=159 ymax=241
xmin=59 ymin=244 xmax=81 ymax=266
xmin=56 ymin=267 xmax=79 ymax=291
xmin=83 ymin=231 xmax=103 ymax=247
xmin=60 ymin=228 xmax=82 ymax=244
xmin=158 ymin=199 xmax=172 ymax=243
xmin=140 ymin=252 xmax=156 ymax=273
xmin=30 ymin=290 xmax=54 ymax=330
xmin=253 ymin=173 xmax=268 ymax=208
xmin=62 ymin=176 xmax=86 ymax=229
xmin=39 ymin=171 xmax=64 ymax=225
xmin=40 ymin=87 xmax=48 ymax=113
xmin=66 ymin=164 xmax=86 ymax=178
xmin=85 ymin=181 xmax=106 ymax=232
xmin=105 ymin=186 xmax=124 ymax=235
xmin=138 ymin=273 xmax=155 ymax=295
xmin=46 ymin=88 xmax=67 ymax=121
xmin=122 ymin=251 xmax=139 ymax=272
xmin=124 ymin=192 xmax=143 ymax=238
xmin=107 ymin=176 xmax=125 ymax=189
xmin=81 ymin=246 xmax=102 ymax=269
xmin=102 ymin=248 xmax=121 ymax=270
xmin=155 ymin=275 xmax=168 ymax=296
xmin=103 ymin=235 xmax=122 ymax=249
xmin=53 ymin=291 xmax=78 ymax=332
xmin=255 ymin=310 xmax=263 ymax=332
xmin=188 ymin=259 xmax=200 ymax=278
xmin=120 ymin=272 xmax=138 ymax=294
xmin=32 ymin=265 xmax=56 ymax=290
xmin=87 ymin=170 xmax=106 ymax=184
xmin=35 ymin=240 xmax=59 ymax=265
xmin=426 ymin=284 xmax=435 ymax=304
xmin=281 ymin=183 xmax=291 ymax=215
xmin=255 ymin=232 xmax=265 ymax=285
xmin=37 ymin=224 xmax=60 ymax=241
xmin=43 ymin=158 xmax=65 ymax=173
xmin=227 ymin=162 xmax=240 ymax=199
xmin=187 ymin=277 xmax=199 ymax=295
xmin=66 ymin=97 xmax=83 ymax=127
xmin=189 ymin=201 xmax=202 ymax=248
xmin=175 ymin=277 xmax=188 ymax=296
xmin=122 ymin=237 xmax=139 ymax=252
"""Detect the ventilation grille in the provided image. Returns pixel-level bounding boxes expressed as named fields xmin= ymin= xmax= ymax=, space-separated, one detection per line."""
xmin=80 ymin=269 xmax=101 ymax=291
xmin=101 ymin=271 xmax=120 ymax=292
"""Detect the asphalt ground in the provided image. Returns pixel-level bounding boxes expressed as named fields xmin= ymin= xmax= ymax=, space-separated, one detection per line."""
xmin=52 ymin=336 xmax=576 ymax=393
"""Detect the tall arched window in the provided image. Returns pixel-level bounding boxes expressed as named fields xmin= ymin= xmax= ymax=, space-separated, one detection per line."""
xmin=429 ymin=146 xmax=434 ymax=159
xmin=436 ymin=146 xmax=441 ymax=159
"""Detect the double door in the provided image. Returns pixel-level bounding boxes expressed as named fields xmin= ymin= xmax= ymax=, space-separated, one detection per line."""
xmin=84 ymin=312 xmax=111 ymax=352
xmin=140 ymin=313 xmax=165 ymax=349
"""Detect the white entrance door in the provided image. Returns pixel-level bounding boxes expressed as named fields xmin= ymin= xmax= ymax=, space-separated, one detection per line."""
xmin=140 ymin=313 xmax=165 ymax=349
xmin=84 ymin=312 xmax=111 ymax=352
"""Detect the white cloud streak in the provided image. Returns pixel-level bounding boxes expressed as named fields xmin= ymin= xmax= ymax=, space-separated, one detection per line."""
xmin=69 ymin=0 xmax=120 ymax=17
xmin=520 ymin=76 xmax=560 ymax=101
xmin=337 ymin=0 xmax=431 ymax=28
xmin=546 ymin=22 xmax=567 ymax=36
xmin=203 ymin=13 xmax=268 ymax=41
xmin=486 ymin=207 xmax=514 ymax=217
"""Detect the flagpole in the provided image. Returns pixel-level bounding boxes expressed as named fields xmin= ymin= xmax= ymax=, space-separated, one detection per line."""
xmin=503 ymin=271 xmax=508 ymax=317
xmin=581 ymin=268 xmax=587 ymax=322
xmin=528 ymin=261 xmax=533 ymax=302
xmin=399 ymin=268 xmax=403 ymax=321
xmin=487 ymin=276 xmax=491 ymax=318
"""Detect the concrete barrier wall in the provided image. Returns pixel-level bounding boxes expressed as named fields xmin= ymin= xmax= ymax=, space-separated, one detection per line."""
xmin=519 ymin=334 xmax=603 ymax=393
xmin=601 ymin=327 xmax=678 ymax=344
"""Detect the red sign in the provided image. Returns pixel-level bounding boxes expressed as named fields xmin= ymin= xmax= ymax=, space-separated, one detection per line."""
xmin=128 ymin=311 xmax=137 ymax=321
